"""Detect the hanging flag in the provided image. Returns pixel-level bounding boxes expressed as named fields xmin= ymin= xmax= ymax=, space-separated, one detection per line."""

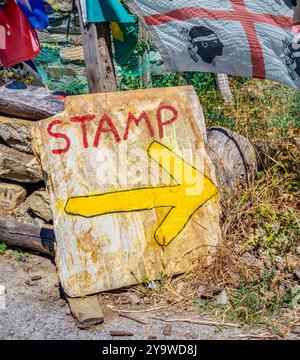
xmin=86 ymin=0 xmax=135 ymax=23
xmin=0 ymin=0 xmax=40 ymax=68
xmin=85 ymin=0 xmax=138 ymax=67
xmin=293 ymin=1 xmax=300 ymax=30
xmin=127 ymin=0 xmax=300 ymax=89
xmin=111 ymin=21 xmax=138 ymax=66
xmin=17 ymin=0 xmax=50 ymax=31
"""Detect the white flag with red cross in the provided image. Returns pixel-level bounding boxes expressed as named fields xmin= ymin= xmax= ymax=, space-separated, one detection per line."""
xmin=127 ymin=0 xmax=300 ymax=89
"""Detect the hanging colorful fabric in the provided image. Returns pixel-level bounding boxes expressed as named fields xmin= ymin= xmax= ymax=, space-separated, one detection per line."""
xmin=111 ymin=21 xmax=138 ymax=66
xmin=0 ymin=0 xmax=40 ymax=68
xmin=86 ymin=0 xmax=134 ymax=23
xmin=17 ymin=0 xmax=49 ymax=31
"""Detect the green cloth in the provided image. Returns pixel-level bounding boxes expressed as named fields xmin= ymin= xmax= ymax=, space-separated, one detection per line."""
xmin=86 ymin=0 xmax=134 ymax=23
xmin=112 ymin=22 xmax=138 ymax=66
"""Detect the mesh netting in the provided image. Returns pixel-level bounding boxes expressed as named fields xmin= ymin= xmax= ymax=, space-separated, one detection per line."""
xmin=35 ymin=8 xmax=89 ymax=94
xmin=0 ymin=3 xmax=167 ymax=93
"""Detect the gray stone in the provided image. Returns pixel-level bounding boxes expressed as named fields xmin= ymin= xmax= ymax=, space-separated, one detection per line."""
xmin=0 ymin=116 xmax=33 ymax=154
xmin=0 ymin=144 xmax=43 ymax=183
xmin=215 ymin=290 xmax=230 ymax=306
xmin=0 ymin=182 xmax=27 ymax=212
xmin=294 ymin=269 xmax=300 ymax=281
xmin=128 ymin=294 xmax=140 ymax=305
xmin=26 ymin=190 xmax=52 ymax=222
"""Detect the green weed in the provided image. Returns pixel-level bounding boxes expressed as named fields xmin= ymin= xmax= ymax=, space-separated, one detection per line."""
xmin=0 ymin=242 xmax=7 ymax=255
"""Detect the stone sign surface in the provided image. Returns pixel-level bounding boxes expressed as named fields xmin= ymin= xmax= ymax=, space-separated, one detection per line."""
xmin=32 ymin=86 xmax=222 ymax=297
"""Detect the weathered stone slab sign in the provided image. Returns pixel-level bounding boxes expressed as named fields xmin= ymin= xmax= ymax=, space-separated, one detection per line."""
xmin=32 ymin=86 xmax=222 ymax=297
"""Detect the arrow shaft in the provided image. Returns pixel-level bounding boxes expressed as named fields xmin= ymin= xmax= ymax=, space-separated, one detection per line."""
xmin=65 ymin=185 xmax=180 ymax=217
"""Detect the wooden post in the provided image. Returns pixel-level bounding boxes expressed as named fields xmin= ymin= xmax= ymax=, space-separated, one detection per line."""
xmin=76 ymin=0 xmax=117 ymax=93
xmin=215 ymin=74 xmax=234 ymax=104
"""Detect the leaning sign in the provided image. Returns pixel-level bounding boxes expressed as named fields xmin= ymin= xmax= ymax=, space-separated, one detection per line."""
xmin=32 ymin=86 xmax=222 ymax=297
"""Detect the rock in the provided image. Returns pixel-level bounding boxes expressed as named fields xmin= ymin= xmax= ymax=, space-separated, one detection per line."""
xmin=67 ymin=295 xmax=104 ymax=329
xmin=0 ymin=116 xmax=33 ymax=154
xmin=213 ymin=288 xmax=223 ymax=296
xmin=30 ymin=275 xmax=42 ymax=281
xmin=184 ymin=331 xmax=197 ymax=340
xmin=163 ymin=324 xmax=172 ymax=336
xmin=294 ymin=269 xmax=300 ymax=281
xmin=24 ymin=279 xmax=38 ymax=286
xmin=198 ymin=285 xmax=213 ymax=300
xmin=200 ymin=291 xmax=214 ymax=300
xmin=292 ymin=326 xmax=300 ymax=334
xmin=26 ymin=190 xmax=52 ymax=222
xmin=128 ymin=293 xmax=140 ymax=305
xmin=65 ymin=307 xmax=71 ymax=315
xmin=32 ymin=217 xmax=46 ymax=227
xmin=0 ymin=182 xmax=27 ymax=212
xmin=147 ymin=281 xmax=159 ymax=290
xmin=110 ymin=330 xmax=134 ymax=337
xmin=0 ymin=144 xmax=43 ymax=183
xmin=296 ymin=247 xmax=300 ymax=255
xmin=215 ymin=290 xmax=230 ymax=306
xmin=0 ymin=285 xmax=6 ymax=310
xmin=291 ymin=285 xmax=300 ymax=309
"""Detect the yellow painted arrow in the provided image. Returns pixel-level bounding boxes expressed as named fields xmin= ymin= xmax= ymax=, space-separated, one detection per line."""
xmin=65 ymin=141 xmax=218 ymax=247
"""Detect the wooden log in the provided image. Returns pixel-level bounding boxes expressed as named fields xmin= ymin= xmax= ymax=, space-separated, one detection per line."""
xmin=0 ymin=217 xmax=55 ymax=256
xmin=0 ymin=144 xmax=43 ymax=183
xmin=206 ymin=126 xmax=257 ymax=197
xmin=0 ymin=83 xmax=64 ymax=120
xmin=215 ymin=74 xmax=234 ymax=104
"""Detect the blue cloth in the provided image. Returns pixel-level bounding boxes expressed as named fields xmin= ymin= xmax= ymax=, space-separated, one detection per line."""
xmin=17 ymin=0 xmax=51 ymax=31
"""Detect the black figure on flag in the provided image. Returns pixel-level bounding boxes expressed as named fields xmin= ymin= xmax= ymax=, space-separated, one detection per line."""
xmin=180 ymin=26 xmax=224 ymax=64
xmin=262 ymin=0 xmax=297 ymax=11
xmin=282 ymin=34 xmax=300 ymax=79
xmin=282 ymin=0 xmax=297 ymax=9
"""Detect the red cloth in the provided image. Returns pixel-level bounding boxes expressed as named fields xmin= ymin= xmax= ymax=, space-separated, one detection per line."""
xmin=0 ymin=0 xmax=40 ymax=68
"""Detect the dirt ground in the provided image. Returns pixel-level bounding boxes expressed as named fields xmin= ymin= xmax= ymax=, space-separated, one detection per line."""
xmin=0 ymin=251 xmax=299 ymax=340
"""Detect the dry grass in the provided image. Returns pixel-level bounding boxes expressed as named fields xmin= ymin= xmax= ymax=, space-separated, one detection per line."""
xmin=128 ymin=79 xmax=300 ymax=329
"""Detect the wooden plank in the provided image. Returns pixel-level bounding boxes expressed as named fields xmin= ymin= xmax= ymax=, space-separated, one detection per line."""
xmin=76 ymin=0 xmax=117 ymax=93
xmin=0 ymin=84 xmax=65 ymax=120
xmin=0 ymin=217 xmax=55 ymax=256
xmin=31 ymin=86 xmax=222 ymax=298
xmin=215 ymin=74 xmax=233 ymax=104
